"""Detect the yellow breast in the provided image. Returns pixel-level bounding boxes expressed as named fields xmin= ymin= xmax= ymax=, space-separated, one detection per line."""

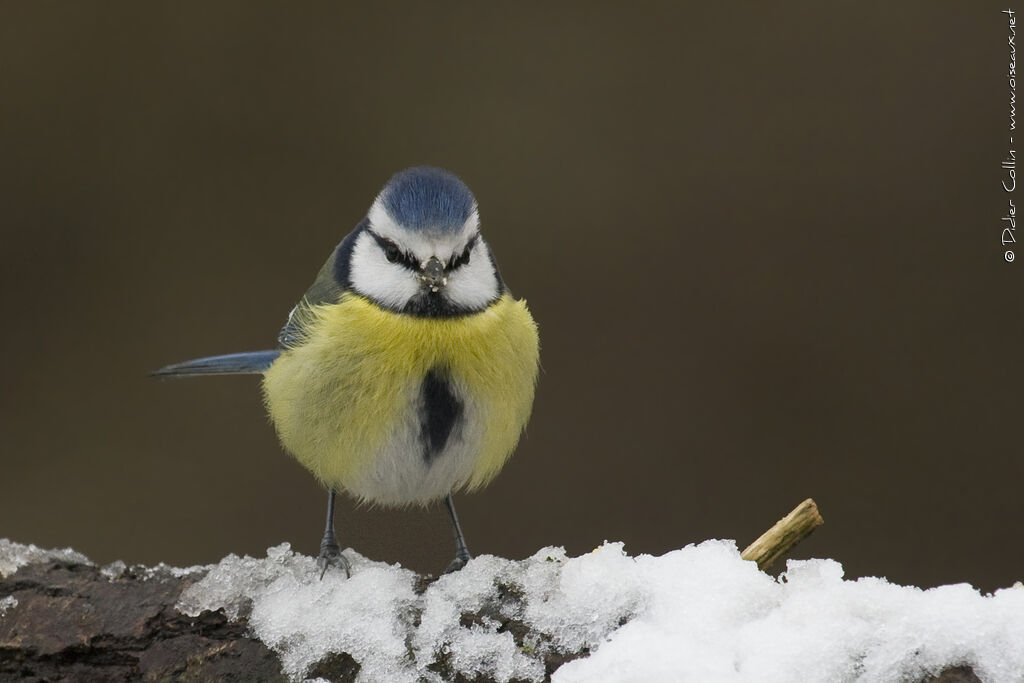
xmin=261 ymin=292 xmax=539 ymax=504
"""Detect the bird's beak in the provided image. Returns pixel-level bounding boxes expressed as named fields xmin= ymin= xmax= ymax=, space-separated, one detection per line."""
xmin=419 ymin=256 xmax=447 ymax=292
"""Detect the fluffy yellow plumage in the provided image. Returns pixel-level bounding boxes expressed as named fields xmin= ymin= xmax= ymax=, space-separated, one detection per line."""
xmin=262 ymin=292 xmax=539 ymax=505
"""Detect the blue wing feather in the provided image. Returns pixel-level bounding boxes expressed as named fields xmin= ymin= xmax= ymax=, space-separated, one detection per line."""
xmin=151 ymin=351 xmax=281 ymax=378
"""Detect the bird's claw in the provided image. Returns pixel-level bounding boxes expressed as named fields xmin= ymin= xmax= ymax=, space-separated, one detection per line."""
xmin=318 ymin=539 xmax=351 ymax=580
xmin=444 ymin=550 xmax=472 ymax=575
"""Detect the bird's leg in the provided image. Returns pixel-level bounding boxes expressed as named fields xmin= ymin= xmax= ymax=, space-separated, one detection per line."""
xmin=317 ymin=489 xmax=351 ymax=579
xmin=443 ymin=493 xmax=472 ymax=574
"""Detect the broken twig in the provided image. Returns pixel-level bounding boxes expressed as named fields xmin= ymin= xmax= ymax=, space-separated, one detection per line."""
xmin=741 ymin=498 xmax=823 ymax=571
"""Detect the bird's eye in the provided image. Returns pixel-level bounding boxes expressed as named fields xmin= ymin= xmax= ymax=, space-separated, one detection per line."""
xmin=384 ymin=242 xmax=400 ymax=263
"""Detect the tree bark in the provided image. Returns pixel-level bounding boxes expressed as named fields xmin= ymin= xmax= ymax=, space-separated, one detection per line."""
xmin=0 ymin=559 xmax=284 ymax=682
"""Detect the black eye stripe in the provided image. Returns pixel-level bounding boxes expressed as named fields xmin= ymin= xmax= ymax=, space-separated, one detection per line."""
xmin=366 ymin=229 xmax=479 ymax=273
xmin=367 ymin=230 xmax=419 ymax=270
xmin=448 ymin=235 xmax=478 ymax=270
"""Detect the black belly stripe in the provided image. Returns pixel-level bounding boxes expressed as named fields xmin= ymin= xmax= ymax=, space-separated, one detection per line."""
xmin=419 ymin=369 xmax=463 ymax=464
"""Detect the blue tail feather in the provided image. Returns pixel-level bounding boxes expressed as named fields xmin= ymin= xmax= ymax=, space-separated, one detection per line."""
xmin=151 ymin=350 xmax=281 ymax=378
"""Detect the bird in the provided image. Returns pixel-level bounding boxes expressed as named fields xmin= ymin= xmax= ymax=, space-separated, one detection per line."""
xmin=154 ymin=166 xmax=540 ymax=577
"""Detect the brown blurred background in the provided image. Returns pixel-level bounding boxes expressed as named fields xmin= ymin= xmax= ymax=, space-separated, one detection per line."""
xmin=1 ymin=3 xmax=1019 ymax=591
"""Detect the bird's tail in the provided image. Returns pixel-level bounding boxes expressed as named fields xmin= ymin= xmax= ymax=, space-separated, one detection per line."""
xmin=151 ymin=350 xmax=281 ymax=378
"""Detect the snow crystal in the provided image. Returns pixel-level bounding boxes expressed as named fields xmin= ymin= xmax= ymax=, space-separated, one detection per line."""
xmin=414 ymin=552 xmax=545 ymax=682
xmin=0 ymin=595 xmax=17 ymax=616
xmin=100 ymin=559 xmax=128 ymax=580
xmin=143 ymin=561 xmax=210 ymax=580
xmin=0 ymin=538 xmax=90 ymax=578
xmin=552 ymin=545 xmax=1024 ymax=683
xmin=179 ymin=540 xmax=1024 ymax=683
xmin=178 ymin=543 xmax=423 ymax=681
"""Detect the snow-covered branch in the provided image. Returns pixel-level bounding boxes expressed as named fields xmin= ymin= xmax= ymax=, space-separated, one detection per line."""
xmin=1 ymin=503 xmax=1019 ymax=682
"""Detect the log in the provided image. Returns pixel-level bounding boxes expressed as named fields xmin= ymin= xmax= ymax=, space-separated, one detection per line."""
xmin=0 ymin=558 xmax=285 ymax=682
xmin=0 ymin=515 xmax=982 ymax=683
xmin=0 ymin=552 xmax=575 ymax=681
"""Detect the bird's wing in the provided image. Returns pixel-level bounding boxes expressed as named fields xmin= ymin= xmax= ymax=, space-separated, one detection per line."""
xmin=277 ymin=220 xmax=365 ymax=348
xmin=276 ymin=253 xmax=343 ymax=348
xmin=153 ymin=222 xmax=364 ymax=377
xmin=151 ymin=350 xmax=281 ymax=377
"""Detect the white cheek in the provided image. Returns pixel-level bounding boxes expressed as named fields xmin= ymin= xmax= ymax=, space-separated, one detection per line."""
xmin=445 ymin=242 xmax=501 ymax=309
xmin=348 ymin=232 xmax=420 ymax=307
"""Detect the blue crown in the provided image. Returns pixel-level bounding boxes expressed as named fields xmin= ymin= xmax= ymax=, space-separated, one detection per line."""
xmin=380 ymin=167 xmax=476 ymax=233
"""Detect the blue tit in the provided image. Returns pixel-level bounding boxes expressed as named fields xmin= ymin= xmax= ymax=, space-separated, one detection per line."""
xmin=154 ymin=167 xmax=540 ymax=576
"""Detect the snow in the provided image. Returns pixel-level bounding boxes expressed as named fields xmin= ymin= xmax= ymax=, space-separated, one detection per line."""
xmin=3 ymin=535 xmax=1023 ymax=681
xmin=550 ymin=544 xmax=1024 ymax=682
xmin=177 ymin=540 xmax=1024 ymax=683
xmin=0 ymin=595 xmax=17 ymax=616
xmin=0 ymin=539 xmax=204 ymax=581
xmin=180 ymin=544 xmax=422 ymax=680
xmin=0 ymin=538 xmax=89 ymax=578
xmin=100 ymin=559 xmax=128 ymax=580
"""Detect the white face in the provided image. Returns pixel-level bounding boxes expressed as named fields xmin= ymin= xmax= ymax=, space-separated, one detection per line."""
xmin=348 ymin=199 xmax=502 ymax=314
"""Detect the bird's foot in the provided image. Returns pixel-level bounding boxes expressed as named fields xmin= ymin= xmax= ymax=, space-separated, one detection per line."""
xmin=444 ymin=549 xmax=472 ymax=574
xmin=318 ymin=535 xmax=351 ymax=580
